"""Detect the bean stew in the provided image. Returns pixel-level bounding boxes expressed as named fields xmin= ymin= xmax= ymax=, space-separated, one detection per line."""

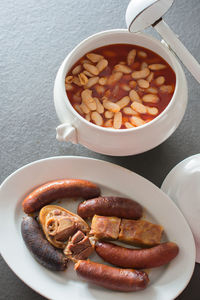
xmin=65 ymin=44 xmax=176 ymax=129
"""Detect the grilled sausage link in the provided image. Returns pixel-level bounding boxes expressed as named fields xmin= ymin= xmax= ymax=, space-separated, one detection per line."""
xmin=74 ymin=260 xmax=149 ymax=292
xmin=95 ymin=241 xmax=179 ymax=269
xmin=77 ymin=196 xmax=142 ymax=219
xmin=22 ymin=179 xmax=100 ymax=214
xmin=21 ymin=216 xmax=68 ymax=271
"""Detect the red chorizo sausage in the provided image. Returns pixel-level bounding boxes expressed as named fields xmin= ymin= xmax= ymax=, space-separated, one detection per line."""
xmin=74 ymin=260 xmax=149 ymax=292
xmin=22 ymin=179 xmax=100 ymax=214
xmin=21 ymin=216 xmax=68 ymax=271
xmin=77 ymin=196 xmax=142 ymax=219
xmin=95 ymin=241 xmax=179 ymax=269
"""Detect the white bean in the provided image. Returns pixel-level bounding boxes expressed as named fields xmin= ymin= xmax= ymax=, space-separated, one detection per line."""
xmin=146 ymin=72 xmax=154 ymax=82
xmin=73 ymin=76 xmax=82 ymax=86
xmin=138 ymin=51 xmax=147 ymax=58
xmin=116 ymin=96 xmax=130 ymax=109
xmin=113 ymin=112 xmax=122 ymax=129
xmin=103 ymin=100 xmax=120 ymax=113
xmin=94 ymin=97 xmax=104 ymax=114
xmin=114 ymin=64 xmax=132 ymax=74
xmin=123 ymin=107 xmax=138 ymax=116
xmin=105 ymin=110 xmax=114 ymax=118
xmin=127 ymin=49 xmax=136 ymax=65
xmin=96 ymin=59 xmax=108 ymax=73
xmin=125 ymin=122 xmax=134 ymax=129
xmin=121 ymin=84 xmax=131 ymax=91
xmin=65 ymin=76 xmax=73 ymax=83
xmin=86 ymin=53 xmax=103 ymax=63
xmin=141 ymin=62 xmax=148 ymax=70
xmin=160 ymin=85 xmax=173 ymax=93
xmin=132 ymin=68 xmax=150 ymax=79
xmin=81 ymin=89 xmax=97 ymax=111
xmin=142 ymin=94 xmax=159 ymax=103
xmin=129 ymin=90 xmax=141 ymax=102
xmin=107 ymin=72 xmax=123 ymax=85
xmin=131 ymin=101 xmax=147 ymax=114
xmin=85 ymin=76 xmax=99 ymax=88
xmin=130 ymin=116 xmax=145 ymax=127
xmin=72 ymin=65 xmax=82 ymax=75
xmin=83 ymin=70 xmax=93 ymax=77
xmin=78 ymin=73 xmax=88 ymax=85
xmin=80 ymin=103 xmax=90 ymax=114
xmin=137 ymin=79 xmax=149 ymax=89
xmin=145 ymin=87 xmax=158 ymax=94
xmin=91 ymin=111 xmax=103 ymax=126
xmin=83 ymin=63 xmax=99 ymax=75
xmin=146 ymin=106 xmax=159 ymax=115
xmin=155 ymin=76 xmax=165 ymax=86
xmin=149 ymin=64 xmax=166 ymax=71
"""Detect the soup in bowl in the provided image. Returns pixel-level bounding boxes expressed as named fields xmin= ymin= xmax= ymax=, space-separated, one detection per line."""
xmin=54 ymin=30 xmax=187 ymax=156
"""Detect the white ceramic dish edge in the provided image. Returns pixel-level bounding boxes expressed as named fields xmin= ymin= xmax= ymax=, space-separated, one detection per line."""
xmin=0 ymin=156 xmax=195 ymax=300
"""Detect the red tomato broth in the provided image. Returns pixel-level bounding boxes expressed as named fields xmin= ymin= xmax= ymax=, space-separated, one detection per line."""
xmin=66 ymin=44 xmax=176 ymax=129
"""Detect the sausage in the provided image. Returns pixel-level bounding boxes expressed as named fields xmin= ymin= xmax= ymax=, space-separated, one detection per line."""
xmin=22 ymin=179 xmax=100 ymax=214
xmin=21 ymin=216 xmax=68 ymax=271
xmin=77 ymin=196 xmax=142 ymax=219
xmin=74 ymin=260 xmax=149 ymax=292
xmin=95 ymin=241 xmax=179 ymax=269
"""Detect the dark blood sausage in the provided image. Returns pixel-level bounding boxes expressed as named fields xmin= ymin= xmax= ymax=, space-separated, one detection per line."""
xmin=21 ymin=216 xmax=68 ymax=271
xmin=74 ymin=260 xmax=149 ymax=292
xmin=77 ymin=196 xmax=142 ymax=219
xmin=22 ymin=179 xmax=100 ymax=214
xmin=95 ymin=241 xmax=179 ymax=269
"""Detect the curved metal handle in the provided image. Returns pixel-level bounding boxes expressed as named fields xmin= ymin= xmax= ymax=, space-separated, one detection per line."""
xmin=56 ymin=123 xmax=78 ymax=144
xmin=154 ymin=19 xmax=200 ymax=83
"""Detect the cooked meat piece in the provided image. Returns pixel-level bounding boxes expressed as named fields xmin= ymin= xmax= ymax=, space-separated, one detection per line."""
xmin=89 ymin=215 xmax=121 ymax=240
xmin=64 ymin=230 xmax=94 ymax=260
xmin=46 ymin=215 xmax=78 ymax=241
xmin=119 ymin=219 xmax=163 ymax=246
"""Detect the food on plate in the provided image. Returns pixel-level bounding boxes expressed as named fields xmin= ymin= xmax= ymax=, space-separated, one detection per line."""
xmin=64 ymin=230 xmax=94 ymax=261
xmin=74 ymin=260 xmax=149 ymax=292
xmin=119 ymin=219 xmax=163 ymax=246
xmin=89 ymin=215 xmax=121 ymax=240
xmin=65 ymin=44 xmax=176 ymax=129
xmin=39 ymin=205 xmax=90 ymax=249
xmin=90 ymin=215 xmax=163 ymax=246
xmin=77 ymin=196 xmax=143 ymax=219
xmin=21 ymin=216 xmax=68 ymax=271
xmin=22 ymin=179 xmax=100 ymax=214
xmin=95 ymin=241 xmax=179 ymax=269
xmin=21 ymin=178 xmax=179 ymax=293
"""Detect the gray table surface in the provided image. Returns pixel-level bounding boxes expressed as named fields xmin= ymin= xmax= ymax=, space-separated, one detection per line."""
xmin=0 ymin=0 xmax=200 ymax=299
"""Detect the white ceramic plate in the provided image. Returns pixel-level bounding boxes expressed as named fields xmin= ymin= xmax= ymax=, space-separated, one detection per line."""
xmin=161 ymin=154 xmax=200 ymax=263
xmin=0 ymin=156 xmax=195 ymax=300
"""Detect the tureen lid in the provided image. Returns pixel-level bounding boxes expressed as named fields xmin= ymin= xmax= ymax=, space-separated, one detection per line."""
xmin=126 ymin=0 xmax=200 ymax=83
xmin=161 ymin=154 xmax=200 ymax=263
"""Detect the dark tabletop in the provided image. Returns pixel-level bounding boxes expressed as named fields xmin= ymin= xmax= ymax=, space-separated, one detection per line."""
xmin=0 ymin=0 xmax=200 ymax=299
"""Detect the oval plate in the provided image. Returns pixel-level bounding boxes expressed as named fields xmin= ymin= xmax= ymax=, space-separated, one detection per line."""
xmin=0 ymin=156 xmax=195 ymax=300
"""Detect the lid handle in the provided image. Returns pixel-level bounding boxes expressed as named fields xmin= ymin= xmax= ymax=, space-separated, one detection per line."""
xmin=153 ymin=18 xmax=200 ymax=83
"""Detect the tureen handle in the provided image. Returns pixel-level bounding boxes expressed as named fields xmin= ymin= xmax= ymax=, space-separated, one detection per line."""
xmin=56 ymin=123 xmax=78 ymax=144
